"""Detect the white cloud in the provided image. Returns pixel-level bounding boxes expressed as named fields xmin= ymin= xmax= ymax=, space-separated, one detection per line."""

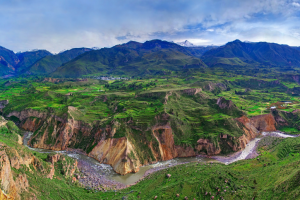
xmin=0 ymin=0 xmax=300 ymax=52
xmin=292 ymin=2 xmax=300 ymax=7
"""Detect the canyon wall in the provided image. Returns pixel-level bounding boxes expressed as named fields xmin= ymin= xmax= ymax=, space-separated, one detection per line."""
xmin=4 ymin=88 xmax=281 ymax=175
xmin=8 ymin=106 xmax=280 ymax=175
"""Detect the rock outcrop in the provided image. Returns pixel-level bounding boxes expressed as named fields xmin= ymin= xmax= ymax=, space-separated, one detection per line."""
xmin=217 ymin=97 xmax=234 ymax=109
xmin=152 ymin=125 xmax=177 ymax=160
xmin=89 ymin=137 xmax=140 ymax=175
xmin=7 ymin=109 xmax=48 ymax=121
xmin=0 ymin=144 xmax=32 ymax=200
xmin=203 ymin=82 xmax=227 ymax=91
xmin=181 ymin=88 xmax=202 ymax=95
xmin=7 ymin=107 xmax=279 ymax=175
xmin=236 ymin=114 xmax=276 ymax=149
xmin=46 ymin=153 xmax=78 ymax=179
xmin=249 ymin=113 xmax=276 ymax=132
xmin=195 ymin=138 xmax=221 ymax=155
xmin=0 ymin=100 xmax=9 ymax=110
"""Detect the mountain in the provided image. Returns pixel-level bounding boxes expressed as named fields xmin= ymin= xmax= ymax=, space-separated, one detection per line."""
xmin=0 ymin=46 xmax=19 ymax=76
xmin=293 ymin=46 xmax=300 ymax=52
xmin=185 ymin=46 xmax=219 ymax=58
xmin=176 ymin=40 xmax=219 ymax=57
xmin=51 ymin=40 xmax=207 ymax=78
xmin=0 ymin=47 xmax=52 ymax=76
xmin=16 ymin=50 xmax=52 ymax=72
xmin=177 ymin=40 xmax=196 ymax=47
xmin=24 ymin=48 xmax=92 ymax=75
xmin=202 ymin=39 xmax=300 ymax=67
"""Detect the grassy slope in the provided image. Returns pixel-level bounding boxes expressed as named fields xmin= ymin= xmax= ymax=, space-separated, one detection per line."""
xmin=0 ymin=77 xmax=245 ymax=150
xmin=15 ymin=50 xmax=52 ymax=73
xmin=1 ymin=70 xmax=300 ymax=198
xmin=2 ymin=72 xmax=300 ymax=149
xmin=0 ymin=119 xmax=89 ymax=200
xmin=25 ymin=48 xmax=92 ymax=75
xmin=0 ymin=46 xmax=19 ymax=76
xmin=51 ymin=40 xmax=207 ymax=78
xmin=202 ymin=40 xmax=300 ymax=68
xmin=3 ymin=113 xmax=300 ymax=199
xmin=18 ymin=136 xmax=300 ymax=199
xmin=100 ymin=137 xmax=300 ymax=200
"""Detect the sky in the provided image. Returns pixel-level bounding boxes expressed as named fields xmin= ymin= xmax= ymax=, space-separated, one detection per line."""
xmin=1 ymin=0 xmax=300 ymax=53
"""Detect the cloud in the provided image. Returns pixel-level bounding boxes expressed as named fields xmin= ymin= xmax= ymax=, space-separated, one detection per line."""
xmin=0 ymin=0 xmax=300 ymax=52
xmin=292 ymin=2 xmax=300 ymax=7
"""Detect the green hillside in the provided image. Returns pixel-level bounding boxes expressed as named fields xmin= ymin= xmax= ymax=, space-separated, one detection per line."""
xmin=202 ymin=40 xmax=300 ymax=68
xmin=0 ymin=46 xmax=19 ymax=76
xmin=25 ymin=48 xmax=92 ymax=75
xmin=16 ymin=50 xmax=52 ymax=72
xmin=51 ymin=40 xmax=207 ymax=78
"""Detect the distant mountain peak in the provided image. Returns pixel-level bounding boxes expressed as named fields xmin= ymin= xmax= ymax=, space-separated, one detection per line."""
xmin=16 ymin=49 xmax=51 ymax=55
xmin=176 ymin=40 xmax=195 ymax=47
xmin=234 ymin=39 xmax=241 ymax=42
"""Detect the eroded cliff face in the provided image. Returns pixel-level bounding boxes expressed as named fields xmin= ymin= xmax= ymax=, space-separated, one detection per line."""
xmin=237 ymin=114 xmax=276 ymax=148
xmin=19 ymin=108 xmax=101 ymax=151
xmin=46 ymin=153 xmax=78 ymax=179
xmin=0 ymin=100 xmax=9 ymax=111
xmin=152 ymin=124 xmax=196 ymax=159
xmin=8 ymin=107 xmax=279 ymax=175
xmin=88 ymin=137 xmax=140 ymax=175
xmin=217 ymin=97 xmax=234 ymax=109
xmin=194 ymin=113 xmax=277 ymax=156
xmin=0 ymin=144 xmax=78 ymax=199
xmin=0 ymin=144 xmax=33 ymax=200
xmin=152 ymin=125 xmax=177 ymax=160
xmin=7 ymin=109 xmax=48 ymax=121
xmin=195 ymin=138 xmax=221 ymax=156
xmin=249 ymin=113 xmax=277 ymax=132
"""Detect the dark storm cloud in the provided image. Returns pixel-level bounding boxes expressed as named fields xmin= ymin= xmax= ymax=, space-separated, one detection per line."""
xmin=0 ymin=0 xmax=300 ymax=52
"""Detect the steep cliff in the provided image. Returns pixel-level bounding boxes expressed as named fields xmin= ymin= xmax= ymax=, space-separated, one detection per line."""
xmin=5 ymin=94 xmax=281 ymax=175
xmin=0 ymin=143 xmax=37 ymax=200
xmin=249 ymin=113 xmax=277 ymax=132
xmin=89 ymin=137 xmax=140 ymax=175
xmin=0 ymin=117 xmax=79 ymax=199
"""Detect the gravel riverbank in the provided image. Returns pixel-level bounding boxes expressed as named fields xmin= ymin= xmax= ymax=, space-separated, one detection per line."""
xmin=77 ymin=159 xmax=126 ymax=191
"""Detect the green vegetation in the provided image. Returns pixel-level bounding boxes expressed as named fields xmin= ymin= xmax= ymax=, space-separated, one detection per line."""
xmin=3 ymin=115 xmax=300 ymax=199
xmin=2 ymin=38 xmax=300 ymax=198
xmin=51 ymin=40 xmax=207 ymax=78
xmin=98 ymin=137 xmax=300 ymax=199
xmin=16 ymin=50 xmax=52 ymax=72
xmin=25 ymin=48 xmax=92 ymax=75
xmin=18 ymin=135 xmax=300 ymax=199
xmin=1 ymin=65 xmax=300 ymax=157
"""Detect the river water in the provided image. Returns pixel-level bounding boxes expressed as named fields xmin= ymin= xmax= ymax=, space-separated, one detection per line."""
xmin=23 ymin=131 xmax=297 ymax=185
xmin=23 ymin=132 xmax=214 ymax=185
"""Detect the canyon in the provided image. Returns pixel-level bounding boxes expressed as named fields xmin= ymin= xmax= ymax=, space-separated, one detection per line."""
xmin=6 ymin=105 xmax=280 ymax=175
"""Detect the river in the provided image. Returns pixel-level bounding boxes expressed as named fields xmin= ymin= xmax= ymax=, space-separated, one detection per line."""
xmin=23 ymin=131 xmax=297 ymax=186
xmin=23 ymin=132 xmax=215 ymax=186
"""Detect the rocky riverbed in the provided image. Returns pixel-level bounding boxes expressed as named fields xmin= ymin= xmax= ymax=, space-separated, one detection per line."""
xmin=77 ymin=159 xmax=126 ymax=191
xmin=22 ymin=131 xmax=298 ymax=191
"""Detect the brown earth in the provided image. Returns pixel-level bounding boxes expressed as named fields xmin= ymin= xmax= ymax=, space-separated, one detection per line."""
xmin=7 ymin=107 xmax=279 ymax=175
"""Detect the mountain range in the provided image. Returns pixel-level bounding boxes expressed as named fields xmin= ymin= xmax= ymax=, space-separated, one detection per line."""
xmin=202 ymin=39 xmax=300 ymax=67
xmin=51 ymin=40 xmax=207 ymax=78
xmin=1 ymin=39 xmax=300 ymax=78
xmin=24 ymin=48 xmax=92 ymax=75
xmin=176 ymin=40 xmax=197 ymax=47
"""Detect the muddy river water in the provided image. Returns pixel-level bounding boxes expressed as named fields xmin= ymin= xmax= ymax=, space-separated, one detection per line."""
xmin=23 ymin=131 xmax=297 ymax=186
